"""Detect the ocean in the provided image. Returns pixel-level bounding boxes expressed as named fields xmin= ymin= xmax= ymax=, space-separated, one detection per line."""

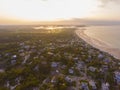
xmin=75 ymin=25 xmax=120 ymax=59
xmin=85 ymin=25 xmax=120 ymax=49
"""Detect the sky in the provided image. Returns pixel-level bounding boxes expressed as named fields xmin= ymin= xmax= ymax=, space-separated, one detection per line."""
xmin=0 ymin=0 xmax=120 ymax=24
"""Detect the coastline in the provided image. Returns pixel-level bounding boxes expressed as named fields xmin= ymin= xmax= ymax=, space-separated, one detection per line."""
xmin=75 ymin=29 xmax=120 ymax=59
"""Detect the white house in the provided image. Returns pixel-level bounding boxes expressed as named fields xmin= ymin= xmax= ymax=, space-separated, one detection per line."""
xmin=12 ymin=55 xmax=17 ymax=59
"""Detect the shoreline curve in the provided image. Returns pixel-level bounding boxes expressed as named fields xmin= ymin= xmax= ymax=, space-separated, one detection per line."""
xmin=75 ymin=29 xmax=120 ymax=59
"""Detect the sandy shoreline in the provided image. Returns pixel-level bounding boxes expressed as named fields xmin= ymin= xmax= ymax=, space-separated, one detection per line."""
xmin=75 ymin=29 xmax=120 ymax=59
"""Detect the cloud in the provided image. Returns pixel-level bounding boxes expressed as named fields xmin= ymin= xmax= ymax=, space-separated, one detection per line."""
xmin=98 ymin=0 xmax=120 ymax=5
xmin=97 ymin=0 xmax=120 ymax=7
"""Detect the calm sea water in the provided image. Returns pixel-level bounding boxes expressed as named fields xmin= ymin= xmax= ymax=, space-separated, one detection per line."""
xmin=85 ymin=25 xmax=120 ymax=49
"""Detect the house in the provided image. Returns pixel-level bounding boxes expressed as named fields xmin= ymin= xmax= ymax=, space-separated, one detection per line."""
xmin=15 ymin=77 xmax=21 ymax=85
xmin=61 ymin=65 xmax=67 ymax=69
xmin=11 ymin=60 xmax=16 ymax=65
xmin=0 ymin=68 xmax=4 ymax=73
xmin=19 ymin=42 xmax=24 ymax=46
xmin=18 ymin=49 xmax=24 ymax=53
xmin=69 ymin=69 xmax=74 ymax=74
xmin=51 ymin=62 xmax=58 ymax=68
xmin=20 ymin=52 xmax=25 ymax=57
xmin=34 ymin=65 xmax=39 ymax=71
xmin=12 ymin=55 xmax=17 ymax=59
xmin=102 ymin=65 xmax=108 ymax=71
xmin=48 ymin=52 xmax=54 ymax=55
xmin=33 ymin=56 xmax=38 ymax=59
xmin=103 ymin=58 xmax=110 ymax=64
xmin=88 ymin=66 xmax=96 ymax=72
xmin=86 ymin=56 xmax=92 ymax=62
xmin=30 ymin=49 xmax=37 ymax=53
xmin=56 ymin=70 xmax=59 ymax=73
xmin=78 ymin=61 xmax=85 ymax=65
xmin=98 ymin=54 xmax=104 ymax=59
xmin=89 ymin=80 xmax=97 ymax=90
xmin=76 ymin=61 xmax=85 ymax=70
xmin=33 ymin=87 xmax=39 ymax=90
xmin=24 ymin=45 xmax=30 ymax=50
xmin=81 ymin=82 xmax=89 ymax=90
xmin=65 ymin=76 xmax=72 ymax=82
xmin=73 ymin=57 xmax=79 ymax=61
xmin=5 ymin=53 xmax=10 ymax=57
xmin=114 ymin=71 xmax=120 ymax=84
xmin=101 ymin=82 xmax=109 ymax=90
xmin=76 ymin=63 xmax=83 ymax=70
xmin=118 ymin=62 xmax=120 ymax=65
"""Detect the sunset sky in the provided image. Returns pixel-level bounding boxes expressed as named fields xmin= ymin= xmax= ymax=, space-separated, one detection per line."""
xmin=0 ymin=0 xmax=120 ymax=24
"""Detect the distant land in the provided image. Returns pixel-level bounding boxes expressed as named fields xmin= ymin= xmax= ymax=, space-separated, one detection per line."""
xmin=0 ymin=18 xmax=120 ymax=25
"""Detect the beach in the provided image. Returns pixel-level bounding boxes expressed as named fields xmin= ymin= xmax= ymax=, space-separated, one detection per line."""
xmin=75 ymin=29 xmax=120 ymax=59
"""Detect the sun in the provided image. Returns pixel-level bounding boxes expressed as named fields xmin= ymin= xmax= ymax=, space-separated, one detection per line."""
xmin=1 ymin=0 xmax=99 ymax=21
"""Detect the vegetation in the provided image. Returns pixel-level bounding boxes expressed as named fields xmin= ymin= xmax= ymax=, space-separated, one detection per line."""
xmin=0 ymin=25 xmax=119 ymax=90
